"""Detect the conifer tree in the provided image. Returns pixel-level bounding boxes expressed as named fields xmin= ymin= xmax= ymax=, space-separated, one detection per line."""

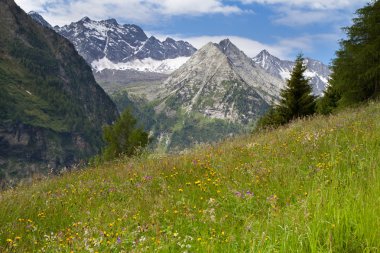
xmin=319 ymin=0 xmax=380 ymax=110
xmin=278 ymin=54 xmax=316 ymax=121
xmin=257 ymin=54 xmax=316 ymax=129
xmin=101 ymin=108 xmax=149 ymax=161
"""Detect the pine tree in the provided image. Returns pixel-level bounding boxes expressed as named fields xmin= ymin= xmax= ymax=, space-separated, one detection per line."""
xmin=257 ymin=54 xmax=316 ymax=129
xmin=320 ymin=0 xmax=380 ymax=109
xmin=101 ymin=108 xmax=149 ymax=161
xmin=277 ymin=54 xmax=316 ymax=121
xmin=316 ymin=84 xmax=340 ymax=115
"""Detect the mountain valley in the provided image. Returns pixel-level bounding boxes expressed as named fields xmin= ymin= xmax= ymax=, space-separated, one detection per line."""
xmin=15 ymin=11 xmax=334 ymax=158
xmin=1 ymin=1 xmax=379 ymax=252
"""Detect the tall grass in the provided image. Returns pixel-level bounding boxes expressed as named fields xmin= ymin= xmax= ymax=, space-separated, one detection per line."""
xmin=0 ymin=102 xmax=379 ymax=252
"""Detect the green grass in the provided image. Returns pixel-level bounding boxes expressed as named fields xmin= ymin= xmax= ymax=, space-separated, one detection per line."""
xmin=0 ymin=102 xmax=379 ymax=252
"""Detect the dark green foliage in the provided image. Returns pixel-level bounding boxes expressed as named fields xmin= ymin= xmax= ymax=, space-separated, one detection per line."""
xmin=100 ymin=109 xmax=149 ymax=161
xmin=111 ymin=90 xmax=156 ymax=131
xmin=278 ymin=54 xmax=316 ymax=120
xmin=256 ymin=108 xmax=285 ymax=130
xmin=316 ymin=85 xmax=341 ymax=115
xmin=0 ymin=0 xmax=118 ymax=184
xmin=257 ymin=54 xmax=316 ymax=129
xmin=321 ymin=0 xmax=380 ymax=108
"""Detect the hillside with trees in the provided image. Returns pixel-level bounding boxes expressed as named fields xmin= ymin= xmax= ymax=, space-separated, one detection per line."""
xmin=319 ymin=0 xmax=380 ymax=112
xmin=257 ymin=55 xmax=316 ymax=129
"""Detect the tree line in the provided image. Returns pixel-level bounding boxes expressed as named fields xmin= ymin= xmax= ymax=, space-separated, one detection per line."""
xmin=258 ymin=0 xmax=380 ymax=129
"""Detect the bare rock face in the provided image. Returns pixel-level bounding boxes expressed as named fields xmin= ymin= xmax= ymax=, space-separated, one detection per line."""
xmin=158 ymin=39 xmax=284 ymax=124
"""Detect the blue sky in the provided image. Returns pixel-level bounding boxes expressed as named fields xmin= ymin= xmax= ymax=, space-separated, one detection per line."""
xmin=15 ymin=0 xmax=369 ymax=64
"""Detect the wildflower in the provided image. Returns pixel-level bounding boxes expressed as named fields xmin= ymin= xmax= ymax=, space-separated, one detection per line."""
xmin=178 ymin=188 xmax=183 ymax=192
xmin=6 ymin=239 xmax=13 ymax=243
xmin=235 ymin=191 xmax=242 ymax=198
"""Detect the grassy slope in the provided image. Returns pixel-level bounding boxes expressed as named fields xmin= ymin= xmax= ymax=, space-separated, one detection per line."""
xmin=0 ymin=102 xmax=379 ymax=252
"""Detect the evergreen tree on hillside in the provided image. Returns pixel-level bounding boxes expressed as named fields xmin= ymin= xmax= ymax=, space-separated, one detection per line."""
xmin=277 ymin=54 xmax=316 ymax=121
xmin=100 ymin=109 xmax=149 ymax=161
xmin=257 ymin=54 xmax=316 ymax=129
xmin=319 ymin=0 xmax=380 ymax=111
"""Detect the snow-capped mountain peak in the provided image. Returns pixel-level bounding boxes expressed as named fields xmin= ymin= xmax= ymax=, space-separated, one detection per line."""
xmin=54 ymin=17 xmax=197 ymax=73
xmin=252 ymin=50 xmax=331 ymax=96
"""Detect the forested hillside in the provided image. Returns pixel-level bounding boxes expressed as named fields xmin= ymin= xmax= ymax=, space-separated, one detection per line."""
xmin=0 ymin=0 xmax=118 ymax=186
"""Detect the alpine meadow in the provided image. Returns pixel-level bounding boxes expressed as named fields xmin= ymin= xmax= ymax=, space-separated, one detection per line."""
xmin=1 ymin=0 xmax=379 ymax=252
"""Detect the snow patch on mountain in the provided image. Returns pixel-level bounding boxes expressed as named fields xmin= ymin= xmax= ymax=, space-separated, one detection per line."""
xmin=55 ymin=17 xmax=197 ymax=68
xmin=252 ymin=50 xmax=331 ymax=96
xmin=92 ymin=56 xmax=190 ymax=74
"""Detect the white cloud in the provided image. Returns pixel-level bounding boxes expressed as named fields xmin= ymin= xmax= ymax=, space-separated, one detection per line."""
xmin=272 ymin=7 xmax=344 ymax=26
xmin=14 ymin=0 xmax=242 ymax=26
xmin=13 ymin=0 xmax=52 ymax=13
xmin=238 ymin=0 xmax=368 ymax=27
xmin=147 ymin=0 xmax=242 ymax=15
xmin=239 ymin=0 xmax=367 ymax=10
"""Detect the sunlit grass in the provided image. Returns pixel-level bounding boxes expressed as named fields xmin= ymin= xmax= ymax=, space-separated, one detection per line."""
xmin=0 ymin=102 xmax=379 ymax=252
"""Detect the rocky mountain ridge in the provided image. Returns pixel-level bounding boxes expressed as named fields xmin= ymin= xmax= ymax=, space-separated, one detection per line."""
xmin=28 ymin=12 xmax=330 ymax=93
xmin=157 ymin=39 xmax=283 ymax=124
xmin=55 ymin=17 xmax=196 ymax=73
xmin=253 ymin=50 xmax=330 ymax=96
xmin=28 ymin=11 xmax=53 ymax=29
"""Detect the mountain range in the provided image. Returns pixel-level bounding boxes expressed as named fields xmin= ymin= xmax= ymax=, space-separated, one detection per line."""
xmin=55 ymin=17 xmax=196 ymax=74
xmin=28 ymin=12 xmax=330 ymax=95
xmin=26 ymin=11 xmax=332 ymax=152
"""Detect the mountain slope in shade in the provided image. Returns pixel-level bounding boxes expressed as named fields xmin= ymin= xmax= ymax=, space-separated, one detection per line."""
xmin=253 ymin=50 xmax=330 ymax=96
xmin=55 ymin=17 xmax=196 ymax=73
xmin=157 ymin=39 xmax=283 ymax=124
xmin=0 ymin=0 xmax=119 ymax=185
